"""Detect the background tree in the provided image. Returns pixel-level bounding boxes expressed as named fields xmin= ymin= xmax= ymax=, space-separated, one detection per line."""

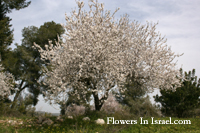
xmin=2 ymin=0 xmax=30 ymax=12
xmin=0 ymin=1 xmax=13 ymax=61
xmin=154 ymin=69 xmax=200 ymax=118
xmin=0 ymin=0 xmax=31 ymax=65
xmin=14 ymin=93 xmax=36 ymax=115
xmin=34 ymin=0 xmax=183 ymax=111
xmin=0 ymin=0 xmax=30 ymax=114
xmin=10 ymin=21 xmax=64 ymax=108
xmin=116 ymin=74 xmax=159 ymax=117
xmin=116 ymin=74 xmax=146 ymax=105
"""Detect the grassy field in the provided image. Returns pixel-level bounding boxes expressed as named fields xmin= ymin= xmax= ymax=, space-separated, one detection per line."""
xmin=0 ymin=112 xmax=199 ymax=133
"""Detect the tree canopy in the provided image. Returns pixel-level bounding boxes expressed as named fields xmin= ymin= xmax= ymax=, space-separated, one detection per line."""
xmin=34 ymin=0 xmax=183 ymax=111
xmin=1 ymin=0 xmax=31 ymax=13
xmin=0 ymin=0 xmax=31 ymax=68
xmin=33 ymin=0 xmax=183 ymax=111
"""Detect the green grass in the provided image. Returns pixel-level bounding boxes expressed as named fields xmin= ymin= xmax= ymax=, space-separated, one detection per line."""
xmin=0 ymin=113 xmax=199 ymax=133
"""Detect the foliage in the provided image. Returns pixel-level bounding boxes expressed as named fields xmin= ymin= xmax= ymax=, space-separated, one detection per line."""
xmin=22 ymin=21 xmax=64 ymax=50
xmin=34 ymin=0 xmax=183 ymax=111
xmin=116 ymin=76 xmax=147 ymax=105
xmin=128 ymin=96 xmax=160 ymax=117
xmin=0 ymin=0 xmax=31 ymax=66
xmin=15 ymin=93 xmax=36 ymax=115
xmin=9 ymin=21 xmax=64 ymax=109
xmin=0 ymin=93 xmax=36 ymax=117
xmin=0 ymin=98 xmax=11 ymax=116
xmin=115 ymin=75 xmax=160 ymax=117
xmin=0 ymin=1 xmax=13 ymax=64
xmin=1 ymin=0 xmax=31 ymax=13
xmin=154 ymin=69 xmax=200 ymax=118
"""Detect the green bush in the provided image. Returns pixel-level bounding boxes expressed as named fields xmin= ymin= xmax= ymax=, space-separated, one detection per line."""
xmin=154 ymin=69 xmax=200 ymax=118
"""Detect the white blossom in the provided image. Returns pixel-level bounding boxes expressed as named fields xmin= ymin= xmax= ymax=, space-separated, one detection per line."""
xmin=0 ymin=63 xmax=14 ymax=99
xmin=67 ymin=116 xmax=73 ymax=119
xmin=83 ymin=117 xmax=90 ymax=121
xmin=33 ymin=0 xmax=183 ymax=109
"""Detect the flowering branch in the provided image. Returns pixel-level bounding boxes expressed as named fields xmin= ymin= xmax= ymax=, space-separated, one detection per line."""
xmin=0 ymin=63 xmax=14 ymax=100
xmin=33 ymin=0 xmax=183 ymax=110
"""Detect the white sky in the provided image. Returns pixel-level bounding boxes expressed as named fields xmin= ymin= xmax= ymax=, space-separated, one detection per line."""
xmin=7 ymin=0 xmax=200 ymax=113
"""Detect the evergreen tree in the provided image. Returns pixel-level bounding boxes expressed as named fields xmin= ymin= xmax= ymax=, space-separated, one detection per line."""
xmin=11 ymin=21 xmax=64 ymax=108
xmin=0 ymin=0 xmax=31 ymax=64
xmin=116 ymin=75 xmax=146 ymax=105
xmin=2 ymin=0 xmax=31 ymax=12
xmin=0 ymin=0 xmax=13 ymax=63
xmin=116 ymin=74 xmax=159 ymax=117
xmin=154 ymin=69 xmax=200 ymax=118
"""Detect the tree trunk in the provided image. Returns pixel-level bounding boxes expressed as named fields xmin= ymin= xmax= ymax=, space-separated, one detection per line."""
xmin=92 ymin=91 xmax=110 ymax=111
xmin=92 ymin=92 xmax=103 ymax=111
xmin=11 ymin=89 xmax=22 ymax=109
xmin=11 ymin=80 xmax=27 ymax=109
xmin=92 ymin=84 xmax=113 ymax=111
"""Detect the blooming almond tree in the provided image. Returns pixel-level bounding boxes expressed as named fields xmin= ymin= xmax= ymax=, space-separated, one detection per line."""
xmin=0 ymin=62 xmax=14 ymax=100
xmin=33 ymin=0 xmax=183 ymax=111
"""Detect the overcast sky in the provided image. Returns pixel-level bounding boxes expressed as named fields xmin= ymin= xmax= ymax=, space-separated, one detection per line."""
xmin=7 ymin=0 xmax=200 ymax=113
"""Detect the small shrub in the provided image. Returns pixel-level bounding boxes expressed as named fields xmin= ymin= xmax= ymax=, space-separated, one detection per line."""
xmin=101 ymin=94 xmax=124 ymax=114
xmin=65 ymin=104 xmax=85 ymax=117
